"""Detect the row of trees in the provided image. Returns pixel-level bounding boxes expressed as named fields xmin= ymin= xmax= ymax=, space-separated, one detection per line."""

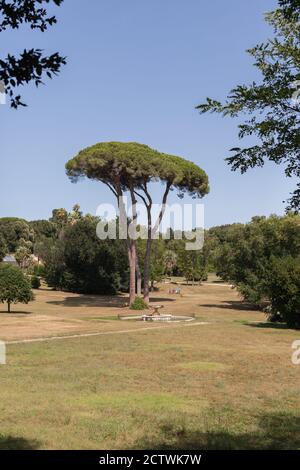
xmin=0 ymin=209 xmax=209 ymax=296
xmin=1 ymin=210 xmax=300 ymax=327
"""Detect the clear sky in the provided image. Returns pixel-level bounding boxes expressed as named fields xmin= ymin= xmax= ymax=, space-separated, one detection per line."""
xmin=1 ymin=0 xmax=294 ymax=228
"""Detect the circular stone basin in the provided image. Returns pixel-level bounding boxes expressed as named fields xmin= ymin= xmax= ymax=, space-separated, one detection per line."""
xmin=142 ymin=314 xmax=172 ymax=322
xmin=119 ymin=314 xmax=195 ymax=322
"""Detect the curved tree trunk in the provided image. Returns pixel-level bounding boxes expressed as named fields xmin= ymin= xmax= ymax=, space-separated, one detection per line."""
xmin=128 ymin=185 xmax=139 ymax=305
xmin=128 ymin=242 xmax=136 ymax=306
xmin=143 ymin=236 xmax=152 ymax=304
xmin=116 ymin=186 xmax=136 ymax=307
xmin=143 ymin=182 xmax=171 ymax=304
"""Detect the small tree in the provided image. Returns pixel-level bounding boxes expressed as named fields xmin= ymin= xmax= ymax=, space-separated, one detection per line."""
xmin=31 ymin=275 xmax=41 ymax=289
xmin=163 ymin=249 xmax=177 ymax=277
xmin=0 ymin=264 xmax=33 ymax=312
xmin=177 ymin=246 xmax=207 ymax=285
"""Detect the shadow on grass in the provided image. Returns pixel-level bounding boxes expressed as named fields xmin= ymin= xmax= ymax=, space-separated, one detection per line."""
xmin=0 ymin=435 xmax=40 ymax=450
xmin=205 ymin=279 xmax=227 ymax=284
xmin=47 ymin=294 xmax=128 ymax=308
xmin=199 ymin=300 xmax=258 ymax=311
xmin=134 ymin=412 xmax=300 ymax=450
xmin=47 ymin=295 xmax=175 ymax=308
xmin=247 ymin=322 xmax=291 ymax=330
xmin=0 ymin=310 xmax=32 ymax=315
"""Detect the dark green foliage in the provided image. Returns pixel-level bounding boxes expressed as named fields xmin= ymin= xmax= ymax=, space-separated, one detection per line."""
xmin=49 ymin=208 xmax=69 ymax=228
xmin=33 ymin=264 xmax=45 ymax=277
xmin=206 ymin=214 xmax=300 ymax=327
xmin=44 ymin=218 xmax=128 ymax=295
xmin=0 ymin=234 xmax=7 ymax=262
xmin=197 ymin=1 xmax=300 ymax=209
xmin=66 ymin=142 xmax=209 ymax=199
xmin=29 ymin=220 xmax=57 ymax=240
xmin=130 ymin=296 xmax=148 ymax=310
xmin=177 ymin=246 xmax=207 ymax=284
xmin=0 ymin=0 xmax=66 ymax=108
xmin=43 ymin=241 xmax=66 ymax=290
xmin=265 ymin=255 xmax=300 ymax=328
xmin=31 ymin=276 xmax=41 ymax=289
xmin=279 ymin=0 xmax=300 ymax=19
xmin=33 ymin=237 xmax=55 ymax=264
xmin=0 ymin=219 xmax=34 ymax=252
xmin=0 ymin=264 xmax=33 ymax=312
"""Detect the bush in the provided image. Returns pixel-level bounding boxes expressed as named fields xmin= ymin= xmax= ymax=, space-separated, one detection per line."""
xmin=33 ymin=264 xmax=45 ymax=277
xmin=130 ymin=296 xmax=148 ymax=310
xmin=265 ymin=256 xmax=300 ymax=328
xmin=31 ymin=276 xmax=41 ymax=289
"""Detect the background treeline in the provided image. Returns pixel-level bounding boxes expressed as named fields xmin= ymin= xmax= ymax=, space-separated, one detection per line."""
xmin=205 ymin=214 xmax=300 ymax=328
xmin=0 ymin=210 xmax=299 ymax=327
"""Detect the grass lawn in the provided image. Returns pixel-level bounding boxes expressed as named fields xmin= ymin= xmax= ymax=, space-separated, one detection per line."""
xmin=0 ymin=282 xmax=300 ymax=449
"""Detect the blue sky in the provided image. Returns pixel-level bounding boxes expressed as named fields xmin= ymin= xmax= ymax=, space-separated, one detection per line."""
xmin=1 ymin=0 xmax=294 ymax=228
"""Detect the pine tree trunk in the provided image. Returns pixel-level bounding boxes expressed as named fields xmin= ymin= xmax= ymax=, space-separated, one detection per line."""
xmin=128 ymin=242 xmax=136 ymax=306
xmin=7 ymin=301 xmax=10 ymax=313
xmin=143 ymin=236 xmax=152 ymax=304
xmin=136 ymin=257 xmax=142 ymax=296
xmin=128 ymin=186 xmax=138 ymax=305
xmin=143 ymin=182 xmax=171 ymax=304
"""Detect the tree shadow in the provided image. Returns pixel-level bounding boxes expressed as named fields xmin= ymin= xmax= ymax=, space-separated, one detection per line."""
xmin=0 ymin=435 xmax=40 ymax=450
xmin=46 ymin=295 xmax=175 ymax=308
xmin=47 ymin=294 xmax=128 ymax=308
xmin=199 ymin=301 xmax=258 ymax=311
xmin=133 ymin=412 xmax=300 ymax=450
xmin=0 ymin=310 xmax=32 ymax=315
xmin=247 ymin=322 xmax=291 ymax=330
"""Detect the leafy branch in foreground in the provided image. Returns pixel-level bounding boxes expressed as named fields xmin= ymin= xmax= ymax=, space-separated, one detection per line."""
xmin=197 ymin=1 xmax=300 ymax=210
xmin=0 ymin=0 xmax=66 ymax=108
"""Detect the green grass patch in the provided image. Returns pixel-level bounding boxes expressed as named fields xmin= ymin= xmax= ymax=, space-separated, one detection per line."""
xmin=177 ymin=361 xmax=230 ymax=372
xmin=74 ymin=392 xmax=205 ymax=414
xmin=83 ymin=316 xmax=120 ymax=322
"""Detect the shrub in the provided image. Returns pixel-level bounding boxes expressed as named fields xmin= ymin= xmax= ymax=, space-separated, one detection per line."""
xmin=130 ymin=296 xmax=148 ymax=310
xmin=265 ymin=256 xmax=300 ymax=329
xmin=31 ymin=276 xmax=41 ymax=289
xmin=33 ymin=264 xmax=45 ymax=277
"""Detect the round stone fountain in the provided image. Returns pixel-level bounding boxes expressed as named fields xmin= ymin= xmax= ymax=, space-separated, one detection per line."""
xmin=119 ymin=304 xmax=195 ymax=322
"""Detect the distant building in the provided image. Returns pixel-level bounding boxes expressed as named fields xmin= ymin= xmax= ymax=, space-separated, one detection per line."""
xmin=2 ymin=255 xmax=18 ymax=265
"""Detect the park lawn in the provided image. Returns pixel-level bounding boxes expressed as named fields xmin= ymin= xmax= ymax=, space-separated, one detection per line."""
xmin=1 ymin=295 xmax=300 ymax=450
